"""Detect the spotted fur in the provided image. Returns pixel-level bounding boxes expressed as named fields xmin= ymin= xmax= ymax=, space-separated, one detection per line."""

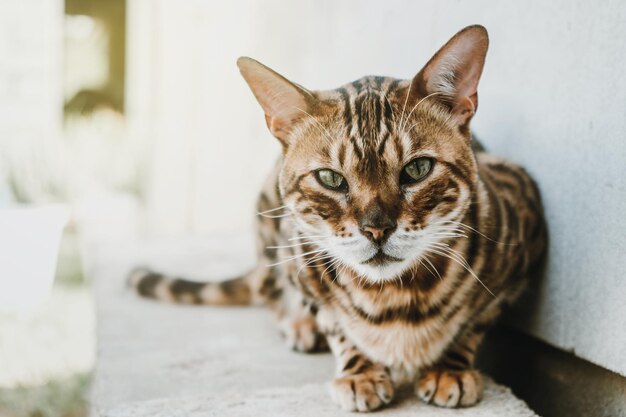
xmin=130 ymin=25 xmax=547 ymax=411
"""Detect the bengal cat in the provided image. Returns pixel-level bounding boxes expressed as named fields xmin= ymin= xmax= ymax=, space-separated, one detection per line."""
xmin=129 ymin=25 xmax=547 ymax=411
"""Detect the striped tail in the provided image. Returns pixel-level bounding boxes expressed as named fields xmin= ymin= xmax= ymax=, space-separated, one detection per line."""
xmin=128 ymin=267 xmax=252 ymax=306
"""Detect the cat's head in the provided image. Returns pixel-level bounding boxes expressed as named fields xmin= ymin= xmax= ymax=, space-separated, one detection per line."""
xmin=239 ymin=25 xmax=488 ymax=283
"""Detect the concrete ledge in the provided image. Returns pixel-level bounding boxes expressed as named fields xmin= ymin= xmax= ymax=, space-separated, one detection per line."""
xmin=88 ymin=236 xmax=538 ymax=417
xmin=99 ymin=382 xmax=536 ymax=417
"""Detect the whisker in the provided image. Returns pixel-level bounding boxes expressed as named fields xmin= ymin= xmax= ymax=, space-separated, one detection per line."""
xmin=319 ymin=258 xmax=342 ymax=281
xmin=296 ymin=254 xmax=335 ymax=278
xmin=435 ymin=220 xmax=518 ymax=246
xmin=293 ymin=106 xmax=334 ymax=145
xmin=425 ymin=245 xmax=496 ymax=297
xmin=296 ymin=253 xmax=332 ymax=277
xmin=266 ymin=249 xmax=326 ymax=267
xmin=288 ymin=235 xmax=328 ymax=241
xmin=256 ymin=205 xmax=288 ymax=215
xmin=422 ymin=254 xmax=442 ymax=281
xmin=257 ymin=212 xmax=293 ymax=219
xmin=401 ymin=92 xmax=444 ymax=132
xmin=398 ymin=80 xmax=413 ymax=129
xmin=266 ymin=239 xmax=326 ymax=250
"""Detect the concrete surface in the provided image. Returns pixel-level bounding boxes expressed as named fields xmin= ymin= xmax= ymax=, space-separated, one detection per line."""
xmin=88 ymin=236 xmax=538 ymax=416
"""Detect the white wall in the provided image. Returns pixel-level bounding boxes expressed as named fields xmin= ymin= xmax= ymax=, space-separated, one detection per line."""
xmin=0 ymin=0 xmax=64 ymax=201
xmin=127 ymin=0 xmax=626 ymax=376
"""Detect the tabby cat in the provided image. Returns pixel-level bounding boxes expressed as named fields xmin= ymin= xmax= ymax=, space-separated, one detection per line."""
xmin=129 ymin=25 xmax=547 ymax=411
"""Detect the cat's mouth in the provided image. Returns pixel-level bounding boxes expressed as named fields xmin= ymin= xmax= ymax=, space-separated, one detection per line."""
xmin=362 ymin=251 xmax=402 ymax=266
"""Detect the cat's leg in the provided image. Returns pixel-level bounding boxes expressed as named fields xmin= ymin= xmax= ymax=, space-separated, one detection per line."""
xmin=415 ymin=327 xmax=486 ymax=408
xmin=415 ymin=290 xmax=518 ymax=408
xmin=317 ymin=311 xmax=394 ymax=412
xmin=275 ymin=288 xmax=327 ymax=353
xmin=415 ymin=301 xmax=503 ymax=408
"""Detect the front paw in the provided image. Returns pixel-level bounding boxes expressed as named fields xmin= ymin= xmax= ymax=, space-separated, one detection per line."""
xmin=416 ymin=369 xmax=483 ymax=407
xmin=330 ymin=366 xmax=394 ymax=412
xmin=281 ymin=316 xmax=327 ymax=353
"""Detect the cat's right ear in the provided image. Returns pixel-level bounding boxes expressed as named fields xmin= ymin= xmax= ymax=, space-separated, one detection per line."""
xmin=237 ymin=57 xmax=316 ymax=147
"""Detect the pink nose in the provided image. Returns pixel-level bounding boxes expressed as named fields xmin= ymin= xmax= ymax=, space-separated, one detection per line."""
xmin=360 ymin=226 xmax=394 ymax=243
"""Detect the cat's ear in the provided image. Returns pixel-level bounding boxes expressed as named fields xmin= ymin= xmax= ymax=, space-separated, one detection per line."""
xmin=411 ymin=25 xmax=489 ymax=128
xmin=237 ymin=57 xmax=316 ymax=146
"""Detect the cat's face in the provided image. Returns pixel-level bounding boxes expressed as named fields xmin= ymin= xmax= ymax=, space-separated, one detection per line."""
xmin=239 ymin=26 xmax=488 ymax=283
xmin=279 ymin=82 xmax=477 ymax=282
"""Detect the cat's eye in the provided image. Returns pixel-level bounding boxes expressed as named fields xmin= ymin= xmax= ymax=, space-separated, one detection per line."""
xmin=400 ymin=157 xmax=434 ymax=185
xmin=316 ymin=169 xmax=347 ymax=191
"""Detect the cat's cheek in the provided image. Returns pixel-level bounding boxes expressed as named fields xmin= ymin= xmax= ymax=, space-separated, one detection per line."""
xmin=292 ymin=214 xmax=325 ymax=236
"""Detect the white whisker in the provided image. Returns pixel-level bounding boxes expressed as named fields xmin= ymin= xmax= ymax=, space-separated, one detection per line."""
xmin=266 ymin=248 xmax=326 ymax=267
xmin=398 ymin=80 xmax=413 ymax=129
xmin=293 ymin=106 xmax=334 ymax=145
xmin=257 ymin=212 xmax=293 ymax=219
xmin=401 ymin=92 xmax=444 ymax=132
xmin=440 ymin=220 xmax=518 ymax=246
xmin=425 ymin=245 xmax=496 ymax=298
xmin=256 ymin=205 xmax=288 ymax=215
xmin=422 ymin=254 xmax=442 ymax=281
xmin=266 ymin=240 xmax=326 ymax=250
xmin=288 ymin=235 xmax=328 ymax=241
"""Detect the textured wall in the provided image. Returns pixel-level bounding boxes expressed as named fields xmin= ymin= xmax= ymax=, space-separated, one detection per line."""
xmin=128 ymin=0 xmax=626 ymax=376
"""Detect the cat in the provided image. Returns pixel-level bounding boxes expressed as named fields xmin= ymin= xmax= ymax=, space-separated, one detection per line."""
xmin=129 ymin=25 xmax=547 ymax=411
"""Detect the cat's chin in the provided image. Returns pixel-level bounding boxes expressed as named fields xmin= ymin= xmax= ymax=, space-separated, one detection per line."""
xmin=349 ymin=258 xmax=416 ymax=285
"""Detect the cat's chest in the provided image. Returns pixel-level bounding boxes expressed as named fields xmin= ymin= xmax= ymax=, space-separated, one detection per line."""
xmin=334 ymin=305 xmax=460 ymax=375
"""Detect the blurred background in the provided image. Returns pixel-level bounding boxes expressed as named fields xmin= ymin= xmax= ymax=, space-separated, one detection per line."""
xmin=0 ymin=1 xmax=625 ymax=416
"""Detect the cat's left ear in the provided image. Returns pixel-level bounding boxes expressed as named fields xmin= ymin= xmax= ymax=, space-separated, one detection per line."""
xmin=411 ymin=25 xmax=489 ymax=128
xmin=237 ymin=57 xmax=316 ymax=147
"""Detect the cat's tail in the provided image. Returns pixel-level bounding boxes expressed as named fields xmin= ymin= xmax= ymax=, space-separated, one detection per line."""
xmin=127 ymin=267 xmax=254 ymax=306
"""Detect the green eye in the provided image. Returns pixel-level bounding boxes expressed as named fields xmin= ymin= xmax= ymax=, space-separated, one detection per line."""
xmin=316 ymin=169 xmax=347 ymax=190
xmin=401 ymin=157 xmax=433 ymax=184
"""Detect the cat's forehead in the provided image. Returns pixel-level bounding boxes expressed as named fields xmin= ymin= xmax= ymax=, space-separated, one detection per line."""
xmin=289 ymin=76 xmax=463 ymax=178
xmin=318 ymin=76 xmax=407 ymax=104
xmin=313 ymin=76 xmax=406 ymax=141
xmin=311 ymin=76 xmax=452 ymax=151
xmin=339 ymin=76 xmax=404 ymax=93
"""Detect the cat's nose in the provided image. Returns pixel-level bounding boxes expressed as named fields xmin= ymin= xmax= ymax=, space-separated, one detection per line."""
xmin=358 ymin=202 xmax=397 ymax=244
xmin=360 ymin=223 xmax=396 ymax=244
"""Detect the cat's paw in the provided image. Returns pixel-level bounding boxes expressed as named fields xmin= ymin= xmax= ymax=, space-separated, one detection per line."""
xmin=281 ymin=315 xmax=327 ymax=353
xmin=330 ymin=366 xmax=394 ymax=412
xmin=415 ymin=369 xmax=483 ymax=408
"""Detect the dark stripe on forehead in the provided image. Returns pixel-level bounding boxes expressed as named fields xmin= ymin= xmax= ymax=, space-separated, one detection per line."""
xmin=337 ymin=88 xmax=353 ymax=131
xmin=351 ymin=78 xmax=365 ymax=91
xmin=350 ymin=136 xmax=363 ymax=160
xmin=382 ymin=79 xmax=400 ymax=131
xmin=385 ymin=78 xmax=401 ymax=95
xmin=377 ymin=132 xmax=389 ymax=156
xmin=373 ymin=76 xmax=386 ymax=88
xmin=337 ymin=141 xmax=347 ymax=168
xmin=356 ymin=92 xmax=385 ymax=140
xmin=382 ymin=95 xmax=394 ymax=129
xmin=373 ymin=96 xmax=383 ymax=136
xmin=354 ymin=93 xmax=366 ymax=137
